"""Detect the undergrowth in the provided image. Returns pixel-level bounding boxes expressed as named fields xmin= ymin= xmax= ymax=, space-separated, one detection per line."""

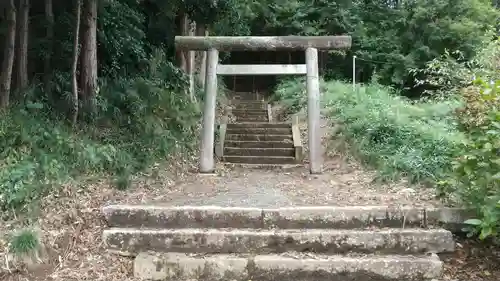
xmin=0 ymin=50 xmax=201 ymax=214
xmin=274 ymin=76 xmax=500 ymax=240
xmin=444 ymin=79 xmax=500 ymax=239
xmin=273 ymin=78 xmax=465 ymax=184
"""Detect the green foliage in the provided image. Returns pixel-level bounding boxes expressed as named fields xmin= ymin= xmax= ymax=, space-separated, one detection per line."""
xmin=0 ymin=110 xmax=118 ymax=209
xmin=473 ymin=37 xmax=500 ymax=81
xmin=411 ymin=38 xmax=500 ymax=98
xmin=274 ymin=78 xmax=465 ymax=183
xmin=442 ymin=79 xmax=500 ymax=240
xmin=8 ymin=229 xmax=40 ymax=255
xmin=222 ymin=0 xmax=499 ymax=91
xmin=410 ymin=50 xmax=474 ymax=98
xmin=405 ymin=35 xmax=500 ymax=239
xmin=98 ymin=0 xmax=148 ymax=77
xmin=0 ymin=50 xmax=200 ymax=212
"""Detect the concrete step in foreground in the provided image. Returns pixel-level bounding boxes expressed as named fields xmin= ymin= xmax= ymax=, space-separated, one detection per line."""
xmin=134 ymin=252 xmax=443 ymax=281
xmin=103 ymin=227 xmax=454 ymax=256
xmin=102 ymin=205 xmax=471 ymax=230
xmin=102 ymin=205 xmax=470 ymax=281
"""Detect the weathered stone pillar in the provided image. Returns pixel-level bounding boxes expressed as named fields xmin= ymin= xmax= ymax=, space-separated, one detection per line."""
xmin=305 ymin=47 xmax=323 ymax=174
xmin=199 ymin=48 xmax=219 ymax=173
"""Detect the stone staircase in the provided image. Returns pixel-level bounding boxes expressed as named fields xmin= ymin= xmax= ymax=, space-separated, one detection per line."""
xmin=221 ymin=92 xmax=300 ymax=165
xmin=102 ymin=205 xmax=462 ymax=280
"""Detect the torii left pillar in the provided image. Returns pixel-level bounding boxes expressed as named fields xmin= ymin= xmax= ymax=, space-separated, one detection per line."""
xmin=199 ymin=49 xmax=219 ymax=173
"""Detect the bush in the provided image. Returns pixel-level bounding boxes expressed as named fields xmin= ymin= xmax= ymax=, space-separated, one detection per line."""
xmin=444 ymin=79 xmax=500 ymax=239
xmin=0 ymin=50 xmax=200 ymax=213
xmin=274 ymin=78 xmax=465 ymax=184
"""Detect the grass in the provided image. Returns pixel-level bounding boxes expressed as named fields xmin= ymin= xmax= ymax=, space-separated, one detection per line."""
xmin=8 ymin=229 xmax=40 ymax=256
xmin=273 ymin=78 xmax=466 ymax=184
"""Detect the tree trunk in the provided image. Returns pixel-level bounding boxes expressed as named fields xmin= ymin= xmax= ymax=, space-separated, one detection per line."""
xmin=187 ymin=19 xmax=196 ymax=101
xmin=80 ymin=0 xmax=98 ymax=104
xmin=15 ymin=0 xmax=29 ymax=92
xmin=195 ymin=25 xmax=208 ymax=90
xmin=71 ymin=0 xmax=81 ymax=125
xmin=0 ymin=0 xmax=17 ymax=109
xmin=43 ymin=0 xmax=54 ymax=95
xmin=176 ymin=12 xmax=189 ymax=72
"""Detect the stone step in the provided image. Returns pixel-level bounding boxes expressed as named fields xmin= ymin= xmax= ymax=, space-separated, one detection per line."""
xmin=235 ymin=116 xmax=269 ymax=122
xmin=102 ymin=205 xmax=470 ymax=230
xmin=232 ymin=109 xmax=268 ymax=116
xmin=222 ymin=163 xmax=304 ymax=169
xmin=226 ymin=127 xmax=292 ymax=135
xmin=232 ymin=92 xmax=260 ymax=95
xmin=231 ymin=98 xmax=265 ymax=103
xmin=232 ymin=102 xmax=267 ymax=108
xmin=223 ymin=155 xmax=296 ymax=164
xmin=103 ymin=228 xmax=454 ymax=256
xmin=225 ymin=134 xmax=292 ymax=142
xmin=225 ymin=140 xmax=293 ymax=149
xmin=134 ymin=252 xmax=443 ymax=281
xmin=233 ymin=105 xmax=267 ymax=110
xmin=227 ymin=123 xmax=290 ymax=129
xmin=232 ymin=95 xmax=261 ymax=100
xmin=224 ymin=147 xmax=295 ymax=157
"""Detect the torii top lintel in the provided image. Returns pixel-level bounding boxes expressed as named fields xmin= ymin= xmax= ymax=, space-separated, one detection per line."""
xmin=174 ymin=36 xmax=352 ymax=51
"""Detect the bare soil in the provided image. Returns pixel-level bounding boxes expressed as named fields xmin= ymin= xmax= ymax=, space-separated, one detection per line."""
xmin=441 ymin=236 xmax=500 ymax=281
xmin=111 ymin=157 xmax=441 ymax=208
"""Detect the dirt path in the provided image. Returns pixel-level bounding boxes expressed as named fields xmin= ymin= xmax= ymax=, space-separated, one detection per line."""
xmin=111 ymin=158 xmax=441 ymax=208
xmin=0 ymin=157 xmax=498 ymax=280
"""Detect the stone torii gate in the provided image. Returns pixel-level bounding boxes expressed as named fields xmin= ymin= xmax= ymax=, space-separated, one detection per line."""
xmin=175 ymin=36 xmax=352 ymax=174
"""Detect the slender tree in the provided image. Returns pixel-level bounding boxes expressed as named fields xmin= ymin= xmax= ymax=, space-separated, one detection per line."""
xmin=80 ymin=0 xmax=98 ymax=104
xmin=43 ymin=0 xmax=54 ymax=95
xmin=0 ymin=0 xmax=17 ymax=109
xmin=15 ymin=0 xmax=29 ymax=92
xmin=71 ymin=0 xmax=82 ymax=125
xmin=195 ymin=24 xmax=208 ymax=90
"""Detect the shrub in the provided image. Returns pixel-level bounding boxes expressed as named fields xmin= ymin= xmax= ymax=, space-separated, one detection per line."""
xmin=274 ymin=78 xmax=465 ymax=184
xmin=444 ymin=79 xmax=500 ymax=239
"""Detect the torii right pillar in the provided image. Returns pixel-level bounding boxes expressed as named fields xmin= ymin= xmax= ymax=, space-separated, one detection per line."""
xmin=305 ymin=47 xmax=322 ymax=174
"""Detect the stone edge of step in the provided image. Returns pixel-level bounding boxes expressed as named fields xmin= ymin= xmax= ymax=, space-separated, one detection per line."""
xmin=102 ymin=204 xmax=473 ymax=231
xmin=226 ymin=128 xmax=292 ymax=135
xmin=102 ymin=227 xmax=455 ymax=256
xmin=225 ymin=134 xmax=293 ymax=140
xmin=222 ymin=155 xmax=297 ymax=164
xmin=224 ymin=147 xmax=294 ymax=151
xmin=133 ymin=252 xmax=443 ymax=281
xmin=223 ymin=147 xmax=295 ymax=157
xmin=224 ymin=140 xmax=294 ymax=148
xmin=226 ymin=123 xmax=290 ymax=128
